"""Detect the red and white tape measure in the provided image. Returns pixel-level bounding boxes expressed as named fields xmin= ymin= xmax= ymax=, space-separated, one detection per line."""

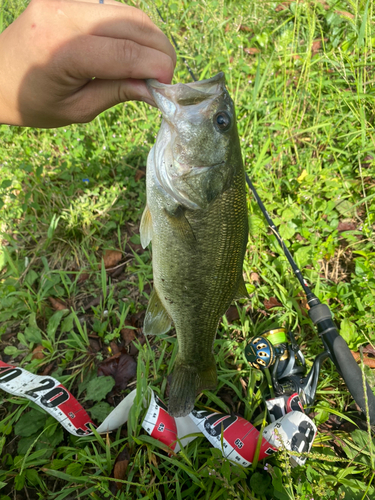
xmin=0 ymin=360 xmax=316 ymax=466
xmin=0 ymin=361 xmax=94 ymax=436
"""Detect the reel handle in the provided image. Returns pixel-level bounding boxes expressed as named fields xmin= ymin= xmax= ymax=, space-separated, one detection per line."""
xmin=309 ymin=304 xmax=375 ymax=425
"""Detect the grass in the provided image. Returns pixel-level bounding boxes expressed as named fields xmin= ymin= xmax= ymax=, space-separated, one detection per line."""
xmin=1 ymin=0 xmax=375 ymax=498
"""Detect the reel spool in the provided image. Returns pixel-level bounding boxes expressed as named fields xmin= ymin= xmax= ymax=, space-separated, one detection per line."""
xmin=244 ymin=328 xmax=287 ymax=370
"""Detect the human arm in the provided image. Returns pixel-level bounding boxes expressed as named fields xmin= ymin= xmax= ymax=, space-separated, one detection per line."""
xmin=0 ymin=0 xmax=176 ymax=127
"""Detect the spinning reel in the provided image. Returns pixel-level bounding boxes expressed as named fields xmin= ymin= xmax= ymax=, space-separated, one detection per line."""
xmin=246 ymin=328 xmax=328 ymax=407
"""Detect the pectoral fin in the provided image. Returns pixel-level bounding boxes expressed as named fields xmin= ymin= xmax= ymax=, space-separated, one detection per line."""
xmin=140 ymin=205 xmax=153 ymax=249
xmin=233 ymin=277 xmax=249 ymax=300
xmin=143 ymin=288 xmax=172 ymax=335
xmin=164 ymin=205 xmax=197 ymax=252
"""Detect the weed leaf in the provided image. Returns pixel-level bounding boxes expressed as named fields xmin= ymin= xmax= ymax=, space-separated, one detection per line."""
xmin=47 ymin=309 xmax=68 ymax=340
xmin=14 ymin=410 xmax=47 ymax=437
xmin=84 ymin=376 xmax=115 ymax=402
xmin=88 ymin=402 xmax=113 ymax=422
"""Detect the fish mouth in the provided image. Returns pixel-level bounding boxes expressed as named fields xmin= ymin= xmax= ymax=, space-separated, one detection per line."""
xmin=146 ymin=72 xmax=225 ymax=92
xmin=146 ymin=73 xmax=226 ymax=115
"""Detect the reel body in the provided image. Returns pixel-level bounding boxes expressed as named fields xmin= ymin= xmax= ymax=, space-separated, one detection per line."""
xmin=245 ymin=328 xmax=327 ymax=407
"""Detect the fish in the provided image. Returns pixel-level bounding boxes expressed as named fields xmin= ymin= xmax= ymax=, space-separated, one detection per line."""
xmin=140 ymin=72 xmax=248 ymax=417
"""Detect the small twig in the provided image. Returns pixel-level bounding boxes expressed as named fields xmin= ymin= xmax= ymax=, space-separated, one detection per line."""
xmin=23 ymin=486 xmax=31 ymax=500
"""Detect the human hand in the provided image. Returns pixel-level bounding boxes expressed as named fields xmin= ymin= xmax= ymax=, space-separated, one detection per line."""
xmin=0 ymin=0 xmax=176 ymax=127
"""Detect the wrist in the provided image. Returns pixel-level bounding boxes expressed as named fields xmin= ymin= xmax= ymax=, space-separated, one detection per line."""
xmin=0 ymin=32 xmax=22 ymax=126
xmin=0 ymin=66 xmax=23 ymax=126
xmin=0 ymin=92 xmax=19 ymax=126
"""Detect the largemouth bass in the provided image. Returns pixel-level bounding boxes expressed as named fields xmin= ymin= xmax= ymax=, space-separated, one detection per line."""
xmin=141 ymin=73 xmax=248 ymax=417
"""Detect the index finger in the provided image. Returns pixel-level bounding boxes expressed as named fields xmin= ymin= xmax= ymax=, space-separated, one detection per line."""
xmin=54 ymin=0 xmax=177 ymax=65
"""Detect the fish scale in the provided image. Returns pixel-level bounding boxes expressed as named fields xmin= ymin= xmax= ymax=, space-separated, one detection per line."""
xmin=140 ymin=73 xmax=248 ymax=417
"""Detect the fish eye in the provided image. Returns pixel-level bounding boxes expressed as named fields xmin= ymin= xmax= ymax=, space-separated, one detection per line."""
xmin=214 ymin=111 xmax=231 ymax=132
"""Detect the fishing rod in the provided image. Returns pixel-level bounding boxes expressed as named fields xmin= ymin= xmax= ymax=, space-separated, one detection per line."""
xmin=153 ymin=5 xmax=375 ymax=425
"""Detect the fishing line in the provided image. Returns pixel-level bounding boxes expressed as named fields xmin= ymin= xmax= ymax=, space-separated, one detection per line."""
xmin=152 ymin=2 xmax=375 ymax=424
xmin=153 ymin=5 xmax=198 ymax=82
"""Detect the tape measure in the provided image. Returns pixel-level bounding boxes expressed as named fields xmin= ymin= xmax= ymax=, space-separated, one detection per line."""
xmin=0 ymin=360 xmax=316 ymax=466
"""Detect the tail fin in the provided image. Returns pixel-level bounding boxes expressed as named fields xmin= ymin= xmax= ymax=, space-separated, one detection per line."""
xmin=168 ymin=356 xmax=217 ymax=417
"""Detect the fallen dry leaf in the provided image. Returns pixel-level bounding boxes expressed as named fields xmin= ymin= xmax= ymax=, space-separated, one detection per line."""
xmin=149 ymin=452 xmax=158 ymax=467
xmin=363 ymin=344 xmax=375 ymax=356
xmin=77 ymin=272 xmax=89 ymax=284
xmin=275 ymin=2 xmax=291 ymax=12
xmin=250 ymin=272 xmax=260 ymax=283
xmin=114 ymin=449 xmax=130 ymax=488
xmin=102 ymin=250 xmax=123 ymax=270
xmin=311 ymin=40 xmax=321 ymax=55
xmin=312 ymin=38 xmax=322 ymax=49
xmin=335 ymin=10 xmax=354 ymax=19
xmin=338 ymin=221 xmax=356 ymax=232
xmin=41 ymin=362 xmax=55 ymax=376
xmin=111 ymin=447 xmax=131 ymax=493
xmin=32 ymin=345 xmax=45 ymax=360
xmin=103 ymin=352 xmax=122 ymax=362
xmin=48 ymin=297 xmax=68 ymax=311
xmin=264 ymin=297 xmax=282 ymax=309
xmin=126 ymin=239 xmax=143 ymax=253
xmin=351 ymin=350 xmax=375 ymax=369
xmin=311 ymin=38 xmax=328 ymax=56
xmin=362 ymin=155 xmax=374 ymax=168
xmin=315 ymin=0 xmax=330 ymax=9
xmin=83 ymin=295 xmax=102 ymax=311
xmin=98 ymin=353 xmax=137 ymax=391
xmin=128 ymin=333 xmax=147 ymax=357
xmin=109 ymin=341 xmax=120 ymax=356
xmin=239 ymin=24 xmax=252 ymax=32
xmin=121 ymin=328 xmax=136 ymax=346
xmin=135 ymin=169 xmax=146 ymax=182
xmin=226 ymin=305 xmax=240 ymax=323
xmin=244 ymin=47 xmax=260 ymax=55
xmin=89 ymin=338 xmax=101 ymax=353
xmin=128 ymin=311 xmax=146 ymax=328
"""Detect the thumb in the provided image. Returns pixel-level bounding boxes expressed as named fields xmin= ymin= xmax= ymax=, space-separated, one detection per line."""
xmin=68 ymin=78 xmax=156 ymax=123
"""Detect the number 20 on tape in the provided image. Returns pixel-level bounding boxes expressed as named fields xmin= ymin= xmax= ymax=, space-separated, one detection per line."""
xmin=0 ymin=361 xmax=94 ymax=436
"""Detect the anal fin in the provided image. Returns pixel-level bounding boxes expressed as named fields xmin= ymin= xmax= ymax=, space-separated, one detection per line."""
xmin=140 ymin=205 xmax=153 ymax=249
xmin=143 ymin=288 xmax=172 ymax=335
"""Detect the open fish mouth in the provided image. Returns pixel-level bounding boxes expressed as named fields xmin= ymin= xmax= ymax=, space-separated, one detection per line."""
xmin=146 ymin=72 xmax=225 ymax=93
xmin=146 ymin=73 xmax=226 ymax=116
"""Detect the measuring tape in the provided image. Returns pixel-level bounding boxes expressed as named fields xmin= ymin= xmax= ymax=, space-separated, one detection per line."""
xmin=0 ymin=360 xmax=316 ymax=465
